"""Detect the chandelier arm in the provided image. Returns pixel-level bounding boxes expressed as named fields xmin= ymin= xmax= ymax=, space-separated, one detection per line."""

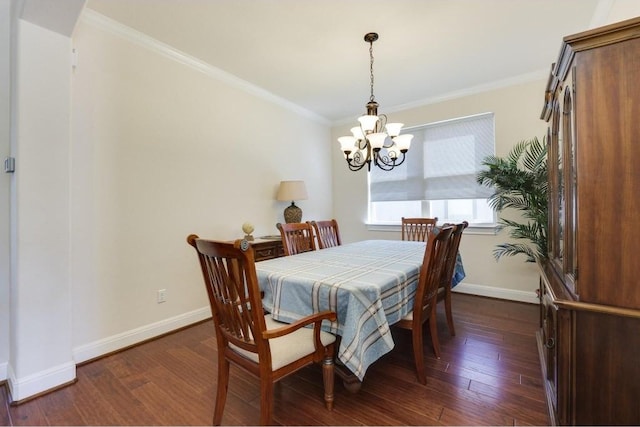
xmin=373 ymin=154 xmax=397 ymax=171
xmin=356 ymin=135 xmax=368 ymax=150
xmin=376 ymin=113 xmax=387 ymax=135
xmin=374 ymin=151 xmax=407 ymax=169
xmin=348 ymin=161 xmax=369 ymax=172
xmin=391 ymin=152 xmax=407 ymax=167
xmin=345 ymin=145 xmax=372 ymax=171
xmin=374 ymin=153 xmax=393 ymax=168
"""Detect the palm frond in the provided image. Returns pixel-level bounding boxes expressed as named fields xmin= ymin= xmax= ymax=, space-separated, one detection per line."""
xmin=477 ymin=136 xmax=548 ymax=263
xmin=493 ymin=243 xmax=537 ymax=263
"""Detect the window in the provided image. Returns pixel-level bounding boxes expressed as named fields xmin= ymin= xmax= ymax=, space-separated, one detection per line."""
xmin=368 ymin=112 xmax=496 ymax=226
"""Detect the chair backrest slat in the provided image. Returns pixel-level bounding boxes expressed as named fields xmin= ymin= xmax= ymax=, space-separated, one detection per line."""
xmin=401 ymin=217 xmax=438 ymax=242
xmin=414 ymin=226 xmax=454 ymax=311
xmin=441 ymin=221 xmax=468 ymax=289
xmin=187 ymin=235 xmax=266 ymax=353
xmin=277 ymin=222 xmax=316 ymax=256
xmin=310 ymin=219 xmax=342 ymax=249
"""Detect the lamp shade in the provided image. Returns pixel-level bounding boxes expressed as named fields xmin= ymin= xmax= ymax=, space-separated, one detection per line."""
xmin=276 ymin=180 xmax=308 ymax=202
xmin=277 ymin=180 xmax=308 ymax=223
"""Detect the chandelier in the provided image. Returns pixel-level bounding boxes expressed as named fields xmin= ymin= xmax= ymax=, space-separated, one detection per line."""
xmin=338 ymin=32 xmax=413 ymax=172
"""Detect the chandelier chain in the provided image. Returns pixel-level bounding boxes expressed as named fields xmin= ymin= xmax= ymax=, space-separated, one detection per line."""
xmin=369 ymin=40 xmax=375 ymax=102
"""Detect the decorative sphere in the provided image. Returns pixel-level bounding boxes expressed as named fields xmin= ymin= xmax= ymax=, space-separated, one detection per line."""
xmin=242 ymin=222 xmax=254 ymax=235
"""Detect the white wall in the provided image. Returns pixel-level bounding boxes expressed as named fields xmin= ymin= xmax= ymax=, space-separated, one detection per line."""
xmin=9 ymin=17 xmax=75 ymax=400
xmin=0 ymin=0 xmax=11 ymax=382
xmin=598 ymin=0 xmax=640 ymax=25
xmin=69 ymin=16 xmax=332 ymax=361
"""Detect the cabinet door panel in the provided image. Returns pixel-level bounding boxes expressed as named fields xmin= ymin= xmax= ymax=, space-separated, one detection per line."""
xmin=561 ymin=72 xmax=577 ymax=294
xmin=541 ymin=290 xmax=558 ymax=410
xmin=550 ymin=101 xmax=564 ymax=272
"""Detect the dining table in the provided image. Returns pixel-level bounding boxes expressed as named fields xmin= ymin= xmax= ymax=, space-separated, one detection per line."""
xmin=254 ymin=239 xmax=465 ymax=390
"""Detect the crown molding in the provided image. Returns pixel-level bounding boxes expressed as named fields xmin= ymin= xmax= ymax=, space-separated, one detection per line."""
xmin=333 ymin=69 xmax=548 ymax=127
xmin=79 ymin=9 xmax=331 ymax=126
xmin=386 ymin=69 xmax=548 ymax=115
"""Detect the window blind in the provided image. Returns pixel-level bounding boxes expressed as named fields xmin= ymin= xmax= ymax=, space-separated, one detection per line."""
xmin=370 ymin=112 xmax=495 ymax=202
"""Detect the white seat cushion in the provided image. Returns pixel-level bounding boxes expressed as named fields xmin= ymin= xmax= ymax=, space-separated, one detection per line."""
xmin=402 ymin=311 xmax=414 ymax=321
xmin=230 ymin=315 xmax=336 ymax=371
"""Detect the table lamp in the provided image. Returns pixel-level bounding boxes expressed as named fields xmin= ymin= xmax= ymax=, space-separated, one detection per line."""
xmin=276 ymin=180 xmax=308 ymax=223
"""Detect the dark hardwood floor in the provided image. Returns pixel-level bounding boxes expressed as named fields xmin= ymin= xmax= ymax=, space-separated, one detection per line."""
xmin=1 ymin=293 xmax=549 ymax=426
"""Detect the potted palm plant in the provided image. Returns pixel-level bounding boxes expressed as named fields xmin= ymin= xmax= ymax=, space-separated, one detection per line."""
xmin=476 ymin=137 xmax=548 ymax=263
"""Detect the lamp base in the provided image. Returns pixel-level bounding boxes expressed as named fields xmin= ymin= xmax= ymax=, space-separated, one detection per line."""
xmin=283 ymin=202 xmax=302 ymax=223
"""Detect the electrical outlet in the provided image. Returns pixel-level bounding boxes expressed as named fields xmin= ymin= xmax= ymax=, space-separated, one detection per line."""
xmin=157 ymin=289 xmax=167 ymax=303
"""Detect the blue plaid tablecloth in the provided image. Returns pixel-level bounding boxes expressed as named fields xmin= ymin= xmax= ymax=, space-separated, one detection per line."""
xmin=255 ymin=239 xmax=465 ymax=381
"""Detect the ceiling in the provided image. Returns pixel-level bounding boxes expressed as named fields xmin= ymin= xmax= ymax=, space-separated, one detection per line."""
xmin=84 ymin=0 xmax=631 ymax=124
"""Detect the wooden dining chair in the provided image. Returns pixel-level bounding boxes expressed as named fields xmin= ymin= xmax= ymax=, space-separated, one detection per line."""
xmin=186 ymin=235 xmax=337 ymax=425
xmin=276 ymin=222 xmax=316 ymax=256
xmin=401 ymin=217 xmax=438 ymax=242
xmin=309 ymin=219 xmax=342 ymax=249
xmin=437 ymin=221 xmax=468 ymax=337
xmin=395 ymin=225 xmax=454 ymax=385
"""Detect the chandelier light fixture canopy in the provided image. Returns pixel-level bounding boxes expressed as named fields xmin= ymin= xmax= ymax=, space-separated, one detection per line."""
xmin=338 ymin=32 xmax=413 ymax=172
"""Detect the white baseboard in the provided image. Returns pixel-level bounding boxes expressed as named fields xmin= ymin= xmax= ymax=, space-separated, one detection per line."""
xmin=453 ymin=282 xmax=539 ymax=304
xmin=7 ymin=361 xmax=76 ymax=402
xmin=4 ymin=307 xmax=211 ymax=402
xmin=72 ymin=306 xmax=211 ymax=364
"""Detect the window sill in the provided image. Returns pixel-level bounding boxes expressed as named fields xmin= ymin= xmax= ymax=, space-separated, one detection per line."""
xmin=365 ymin=222 xmax=499 ymax=235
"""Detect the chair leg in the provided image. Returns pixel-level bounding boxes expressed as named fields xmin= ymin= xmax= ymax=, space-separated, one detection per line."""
xmin=429 ymin=306 xmax=441 ymax=359
xmin=322 ymin=353 xmax=335 ymax=410
xmin=212 ymin=358 xmax=230 ymax=426
xmin=260 ymin=376 xmax=274 ymax=426
xmin=411 ymin=325 xmax=427 ymax=385
xmin=444 ymin=289 xmax=456 ymax=336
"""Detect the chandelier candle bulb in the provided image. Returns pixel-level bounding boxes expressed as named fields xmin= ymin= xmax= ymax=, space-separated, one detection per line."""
xmin=339 ymin=136 xmax=357 ymax=153
xmin=394 ymin=134 xmax=414 ymax=151
xmin=385 ymin=123 xmax=404 ymax=137
xmin=358 ymin=115 xmax=379 ymax=131
xmin=351 ymin=127 xmax=365 ymax=139
xmin=368 ymin=133 xmax=388 ymax=149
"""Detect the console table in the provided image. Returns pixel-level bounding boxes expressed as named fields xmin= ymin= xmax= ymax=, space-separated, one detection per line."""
xmin=250 ymin=237 xmax=284 ymax=261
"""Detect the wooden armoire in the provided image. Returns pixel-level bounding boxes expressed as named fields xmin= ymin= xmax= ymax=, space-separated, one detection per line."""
xmin=538 ymin=17 xmax=640 ymax=425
